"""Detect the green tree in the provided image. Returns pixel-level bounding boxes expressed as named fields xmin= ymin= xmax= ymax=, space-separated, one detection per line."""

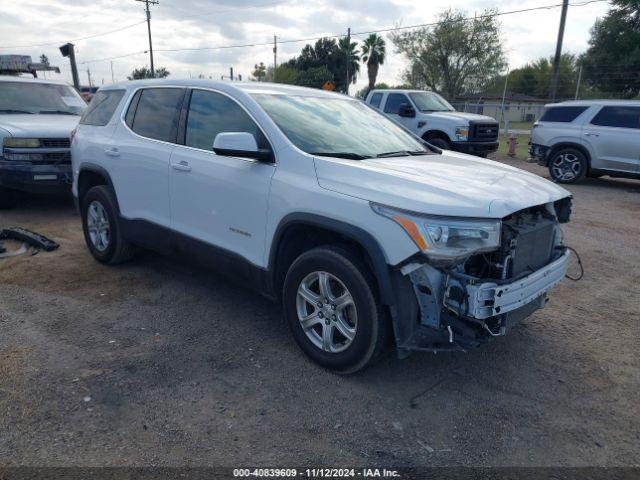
xmin=486 ymin=54 xmax=579 ymax=99
xmin=580 ymin=0 xmax=640 ymax=98
xmin=285 ymin=37 xmax=350 ymax=90
xmin=337 ymin=37 xmax=360 ymax=91
xmin=391 ymin=8 xmax=506 ymax=99
xmin=355 ymin=82 xmax=390 ymax=99
xmin=268 ymin=64 xmax=298 ymax=84
xmin=252 ymin=62 xmax=267 ymax=81
xmin=361 ymin=34 xmax=386 ymax=95
xmin=39 ymin=54 xmax=50 ymax=66
xmin=127 ymin=66 xmax=170 ymax=80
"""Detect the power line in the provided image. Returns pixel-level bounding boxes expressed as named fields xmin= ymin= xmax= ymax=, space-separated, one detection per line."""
xmin=0 ymin=21 xmax=147 ymax=50
xmin=78 ymin=0 xmax=608 ymax=64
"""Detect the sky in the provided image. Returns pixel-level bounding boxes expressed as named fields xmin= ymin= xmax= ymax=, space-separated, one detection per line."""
xmin=0 ymin=0 xmax=611 ymax=93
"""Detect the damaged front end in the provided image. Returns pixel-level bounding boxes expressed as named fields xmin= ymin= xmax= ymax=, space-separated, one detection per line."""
xmin=377 ymin=198 xmax=573 ymax=355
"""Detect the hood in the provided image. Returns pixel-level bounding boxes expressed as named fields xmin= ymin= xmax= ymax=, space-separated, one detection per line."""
xmin=424 ymin=111 xmax=497 ymax=124
xmin=0 ymin=114 xmax=80 ymax=138
xmin=314 ymin=151 xmax=570 ymax=219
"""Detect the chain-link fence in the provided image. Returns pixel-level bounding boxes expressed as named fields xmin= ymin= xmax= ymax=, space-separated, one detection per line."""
xmin=450 ymin=102 xmax=547 ymax=130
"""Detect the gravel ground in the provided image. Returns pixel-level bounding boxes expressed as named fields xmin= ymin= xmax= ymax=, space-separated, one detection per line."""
xmin=0 ymin=158 xmax=639 ymax=468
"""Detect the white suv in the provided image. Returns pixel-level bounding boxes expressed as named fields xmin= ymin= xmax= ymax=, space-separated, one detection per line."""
xmin=531 ymin=100 xmax=640 ymax=183
xmin=72 ymin=79 xmax=573 ymax=373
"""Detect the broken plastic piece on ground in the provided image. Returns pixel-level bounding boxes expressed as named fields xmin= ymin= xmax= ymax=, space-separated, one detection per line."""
xmin=0 ymin=227 xmax=59 ymax=252
xmin=0 ymin=242 xmax=28 ymax=258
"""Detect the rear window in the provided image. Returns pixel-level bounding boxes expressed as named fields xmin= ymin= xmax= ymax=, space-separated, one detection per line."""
xmin=590 ymin=106 xmax=640 ymax=129
xmin=539 ymin=106 xmax=588 ymax=123
xmin=128 ymin=88 xmax=184 ymax=143
xmin=80 ymin=90 xmax=125 ymax=126
xmin=369 ymin=92 xmax=383 ymax=109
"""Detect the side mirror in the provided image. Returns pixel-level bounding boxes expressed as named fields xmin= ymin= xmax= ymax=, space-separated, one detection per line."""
xmin=398 ymin=103 xmax=416 ymax=118
xmin=213 ymin=132 xmax=273 ymax=162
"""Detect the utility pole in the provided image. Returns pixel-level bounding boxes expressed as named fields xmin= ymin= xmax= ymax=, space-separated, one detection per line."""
xmin=549 ymin=0 xmax=569 ymax=100
xmin=87 ymin=68 xmax=92 ymax=88
xmin=230 ymin=67 xmax=234 ymax=81
xmin=574 ymin=65 xmax=583 ymax=100
xmin=273 ymin=35 xmax=277 ymax=82
xmin=345 ymin=27 xmax=351 ymax=95
xmin=135 ymin=0 xmax=159 ymax=78
xmin=500 ymin=68 xmax=510 ymax=131
xmin=110 ymin=61 xmax=115 ymax=83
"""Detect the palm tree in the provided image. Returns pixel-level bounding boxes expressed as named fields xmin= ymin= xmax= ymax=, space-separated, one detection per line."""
xmin=361 ymin=34 xmax=386 ymax=95
xmin=338 ymin=37 xmax=361 ymax=92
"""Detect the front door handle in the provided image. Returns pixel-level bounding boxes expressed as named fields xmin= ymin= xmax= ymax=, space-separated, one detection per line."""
xmin=584 ymin=132 xmax=600 ymax=137
xmin=172 ymin=160 xmax=192 ymax=172
xmin=105 ymin=147 xmax=120 ymax=157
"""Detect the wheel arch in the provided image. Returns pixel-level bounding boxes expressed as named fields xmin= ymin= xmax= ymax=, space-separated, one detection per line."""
xmin=422 ymin=129 xmax=451 ymax=143
xmin=77 ymin=163 xmax=120 ymax=213
xmin=268 ymin=213 xmax=395 ymax=307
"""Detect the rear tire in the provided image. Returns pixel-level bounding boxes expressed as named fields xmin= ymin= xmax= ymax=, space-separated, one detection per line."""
xmin=283 ymin=246 xmax=388 ymax=374
xmin=548 ymin=148 xmax=588 ymax=184
xmin=81 ymin=185 xmax=135 ymax=264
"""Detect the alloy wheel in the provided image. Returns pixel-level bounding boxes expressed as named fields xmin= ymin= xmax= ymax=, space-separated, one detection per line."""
xmin=87 ymin=200 xmax=110 ymax=252
xmin=296 ymin=271 xmax=357 ymax=353
xmin=551 ymin=153 xmax=582 ymax=181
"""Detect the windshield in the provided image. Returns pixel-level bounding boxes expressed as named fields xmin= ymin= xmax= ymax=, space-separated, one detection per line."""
xmin=408 ymin=92 xmax=454 ymax=112
xmin=252 ymin=94 xmax=428 ymax=158
xmin=0 ymin=81 xmax=86 ymax=115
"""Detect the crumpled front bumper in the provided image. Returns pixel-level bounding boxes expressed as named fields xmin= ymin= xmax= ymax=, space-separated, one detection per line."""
xmin=445 ymin=249 xmax=570 ymax=320
xmin=392 ymin=249 xmax=570 ymax=355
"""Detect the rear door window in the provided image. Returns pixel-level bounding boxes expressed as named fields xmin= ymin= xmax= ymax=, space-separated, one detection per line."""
xmin=384 ymin=93 xmax=411 ymax=114
xmin=129 ymin=88 xmax=185 ymax=143
xmin=539 ymin=106 xmax=588 ymax=123
xmin=185 ymin=89 xmax=268 ymax=151
xmin=590 ymin=106 xmax=640 ymax=129
xmin=369 ymin=92 xmax=383 ymax=109
xmin=79 ymin=90 xmax=125 ymax=126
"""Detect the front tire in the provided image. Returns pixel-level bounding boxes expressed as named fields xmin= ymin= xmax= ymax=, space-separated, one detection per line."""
xmin=426 ymin=137 xmax=450 ymax=150
xmin=548 ymin=148 xmax=587 ymax=184
xmin=283 ymin=246 xmax=388 ymax=374
xmin=81 ymin=185 xmax=135 ymax=264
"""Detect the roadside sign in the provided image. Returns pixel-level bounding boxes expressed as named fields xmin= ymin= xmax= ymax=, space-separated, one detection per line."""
xmin=322 ymin=81 xmax=335 ymax=91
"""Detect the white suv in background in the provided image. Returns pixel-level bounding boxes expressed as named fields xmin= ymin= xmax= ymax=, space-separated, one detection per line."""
xmin=72 ymin=80 xmax=573 ymax=373
xmin=530 ymin=100 xmax=640 ymax=183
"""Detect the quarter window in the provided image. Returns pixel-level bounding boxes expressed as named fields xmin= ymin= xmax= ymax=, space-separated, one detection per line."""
xmin=590 ymin=106 xmax=640 ymax=129
xmin=539 ymin=106 xmax=588 ymax=123
xmin=129 ymin=88 xmax=184 ymax=143
xmin=79 ymin=90 xmax=125 ymax=126
xmin=384 ymin=93 xmax=411 ymax=114
xmin=369 ymin=92 xmax=383 ymax=109
xmin=185 ymin=90 xmax=267 ymax=151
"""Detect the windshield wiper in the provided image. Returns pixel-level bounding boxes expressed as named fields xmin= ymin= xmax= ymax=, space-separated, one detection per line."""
xmin=38 ymin=110 xmax=79 ymax=115
xmin=376 ymin=150 xmax=431 ymax=158
xmin=311 ymin=152 xmax=371 ymax=160
xmin=0 ymin=109 xmax=35 ymax=114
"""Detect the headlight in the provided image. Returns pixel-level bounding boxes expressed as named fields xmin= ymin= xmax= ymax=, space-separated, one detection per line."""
xmin=372 ymin=204 xmax=501 ymax=263
xmin=455 ymin=126 xmax=469 ymax=141
xmin=3 ymin=138 xmax=41 ymax=148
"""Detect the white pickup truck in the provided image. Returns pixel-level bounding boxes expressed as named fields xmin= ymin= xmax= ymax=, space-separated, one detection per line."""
xmin=365 ymin=89 xmax=499 ymax=157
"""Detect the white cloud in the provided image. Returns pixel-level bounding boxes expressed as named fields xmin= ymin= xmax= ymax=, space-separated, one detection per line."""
xmin=0 ymin=0 xmax=610 ymax=90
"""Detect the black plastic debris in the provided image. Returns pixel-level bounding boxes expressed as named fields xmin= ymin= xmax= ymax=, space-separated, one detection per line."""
xmin=0 ymin=227 xmax=59 ymax=254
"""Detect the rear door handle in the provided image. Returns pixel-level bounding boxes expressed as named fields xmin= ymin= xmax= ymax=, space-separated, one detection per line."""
xmin=584 ymin=132 xmax=600 ymax=137
xmin=171 ymin=160 xmax=192 ymax=172
xmin=105 ymin=147 xmax=120 ymax=157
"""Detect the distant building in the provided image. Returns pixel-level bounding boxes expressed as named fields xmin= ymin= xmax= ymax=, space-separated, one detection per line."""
xmin=453 ymin=92 xmax=548 ymax=123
